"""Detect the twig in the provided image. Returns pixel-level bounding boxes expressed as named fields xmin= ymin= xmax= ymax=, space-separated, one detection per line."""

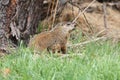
xmin=103 ymin=2 xmax=108 ymax=29
xmin=96 ymin=29 xmax=106 ymax=37
xmin=68 ymin=37 xmax=106 ymax=48
xmin=72 ymin=0 xmax=96 ymax=23
xmin=51 ymin=0 xmax=59 ymax=28
xmin=69 ymin=2 xmax=96 ymax=43
xmin=71 ymin=3 xmax=94 ymax=34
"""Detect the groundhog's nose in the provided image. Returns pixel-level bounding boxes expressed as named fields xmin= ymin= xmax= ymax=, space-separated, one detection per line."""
xmin=71 ymin=22 xmax=76 ymax=27
xmin=74 ymin=24 xmax=77 ymax=27
xmin=73 ymin=23 xmax=77 ymax=28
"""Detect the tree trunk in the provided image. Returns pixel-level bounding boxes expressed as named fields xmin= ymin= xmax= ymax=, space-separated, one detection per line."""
xmin=0 ymin=0 xmax=44 ymax=54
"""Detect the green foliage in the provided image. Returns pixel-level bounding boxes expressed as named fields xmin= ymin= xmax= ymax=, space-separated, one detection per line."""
xmin=0 ymin=31 xmax=120 ymax=80
xmin=37 ymin=23 xmax=48 ymax=33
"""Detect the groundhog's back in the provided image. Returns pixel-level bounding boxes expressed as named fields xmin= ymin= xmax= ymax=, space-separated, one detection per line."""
xmin=28 ymin=32 xmax=55 ymax=51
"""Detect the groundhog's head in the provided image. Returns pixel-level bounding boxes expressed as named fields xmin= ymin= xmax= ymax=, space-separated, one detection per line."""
xmin=52 ymin=22 xmax=76 ymax=34
xmin=62 ymin=22 xmax=76 ymax=32
xmin=54 ymin=22 xmax=76 ymax=33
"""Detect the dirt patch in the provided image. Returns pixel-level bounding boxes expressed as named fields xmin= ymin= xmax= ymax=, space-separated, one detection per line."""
xmin=41 ymin=1 xmax=120 ymax=42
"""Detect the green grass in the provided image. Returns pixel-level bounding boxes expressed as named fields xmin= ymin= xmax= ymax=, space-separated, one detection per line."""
xmin=0 ymin=41 xmax=120 ymax=80
xmin=0 ymin=31 xmax=120 ymax=80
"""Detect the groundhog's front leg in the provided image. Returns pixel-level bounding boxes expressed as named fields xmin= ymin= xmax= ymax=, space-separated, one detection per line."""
xmin=61 ymin=44 xmax=67 ymax=54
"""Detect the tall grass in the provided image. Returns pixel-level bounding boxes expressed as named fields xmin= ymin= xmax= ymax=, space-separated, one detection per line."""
xmin=0 ymin=28 xmax=120 ymax=80
xmin=0 ymin=40 xmax=120 ymax=80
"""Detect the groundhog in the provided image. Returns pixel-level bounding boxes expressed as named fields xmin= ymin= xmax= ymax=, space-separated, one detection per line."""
xmin=28 ymin=22 xmax=76 ymax=54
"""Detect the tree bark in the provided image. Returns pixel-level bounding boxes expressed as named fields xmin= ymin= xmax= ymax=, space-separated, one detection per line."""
xmin=0 ymin=0 xmax=44 ymax=53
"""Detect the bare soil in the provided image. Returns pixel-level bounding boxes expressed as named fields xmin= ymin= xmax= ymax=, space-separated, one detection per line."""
xmin=41 ymin=1 xmax=120 ymax=43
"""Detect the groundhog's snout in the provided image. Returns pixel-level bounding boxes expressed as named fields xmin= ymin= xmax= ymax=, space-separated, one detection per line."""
xmin=74 ymin=23 xmax=77 ymax=27
xmin=72 ymin=22 xmax=77 ymax=27
xmin=66 ymin=22 xmax=76 ymax=28
xmin=71 ymin=22 xmax=76 ymax=30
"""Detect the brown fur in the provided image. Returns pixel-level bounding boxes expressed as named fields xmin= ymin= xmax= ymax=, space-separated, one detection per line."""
xmin=28 ymin=22 xmax=76 ymax=54
xmin=49 ymin=43 xmax=61 ymax=53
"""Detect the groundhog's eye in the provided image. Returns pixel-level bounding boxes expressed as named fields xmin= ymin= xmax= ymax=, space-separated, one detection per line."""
xmin=67 ymin=23 xmax=71 ymax=26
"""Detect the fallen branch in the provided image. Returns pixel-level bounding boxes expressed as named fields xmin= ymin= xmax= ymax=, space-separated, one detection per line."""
xmin=68 ymin=37 xmax=106 ymax=48
xmin=59 ymin=53 xmax=83 ymax=59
